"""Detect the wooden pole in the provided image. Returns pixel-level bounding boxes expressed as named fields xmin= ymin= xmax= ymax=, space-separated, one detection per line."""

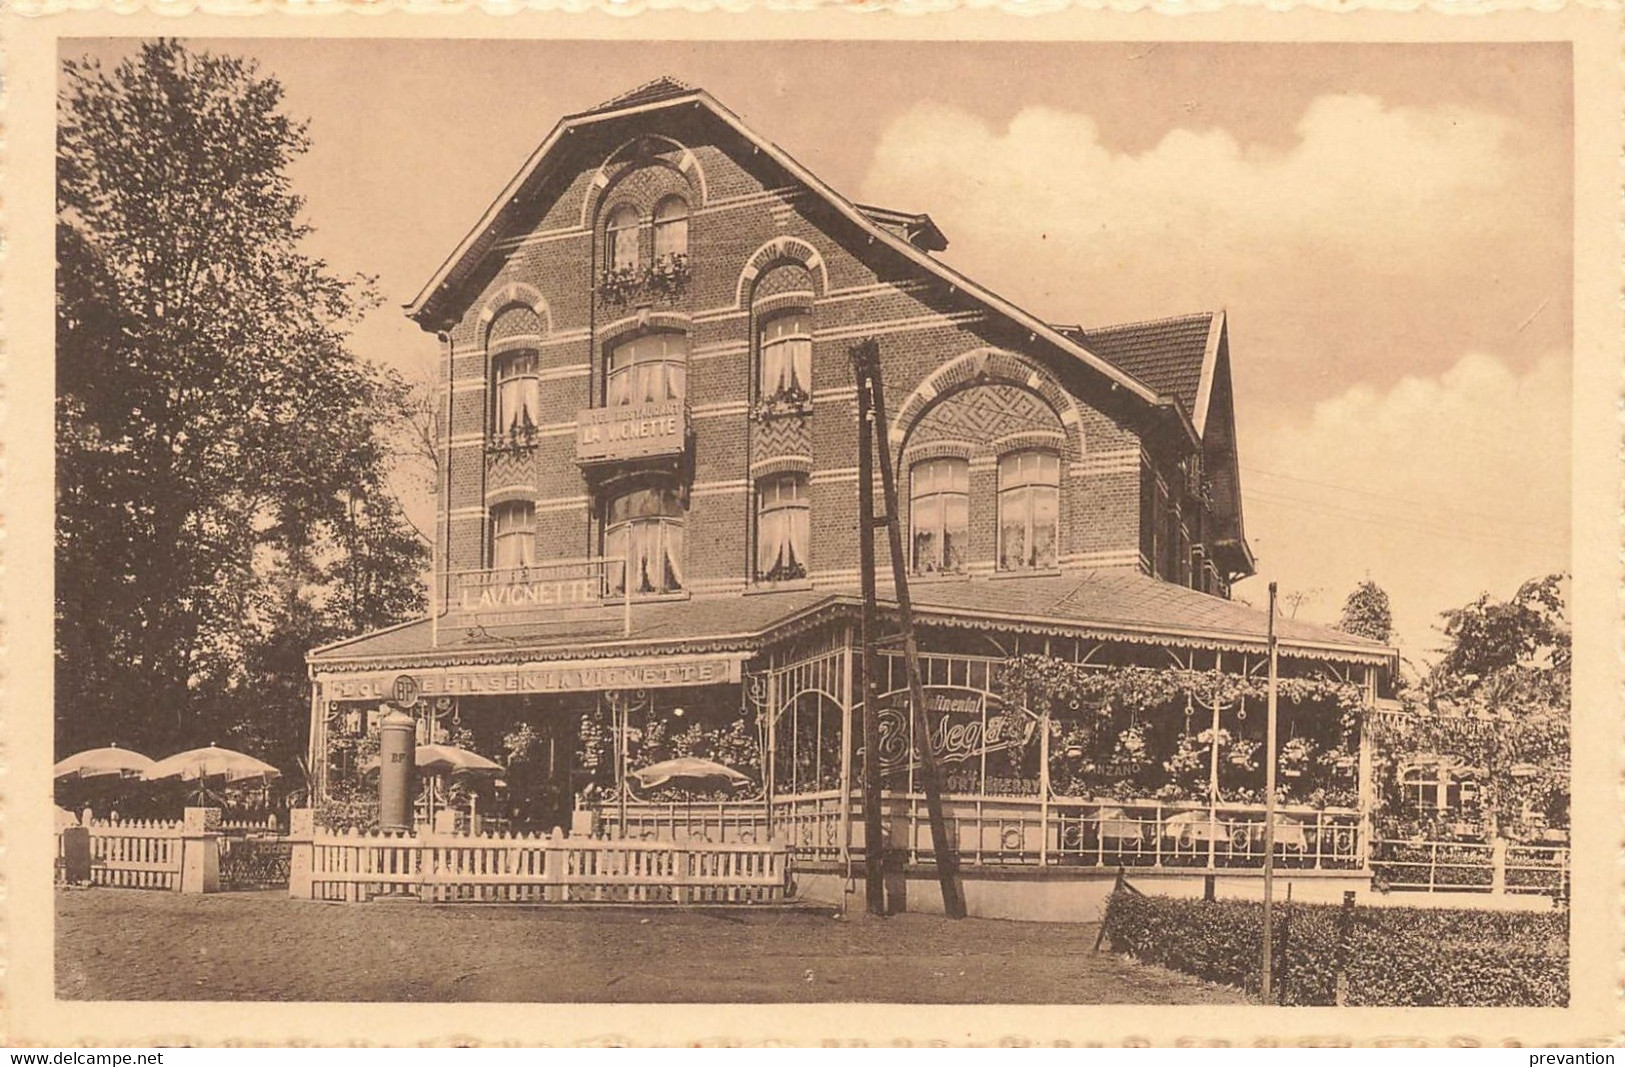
xmin=853 ymin=346 xmax=887 ymax=916
xmin=1262 ymin=581 xmax=1279 ymax=1002
xmin=857 ymin=339 xmax=967 ymax=920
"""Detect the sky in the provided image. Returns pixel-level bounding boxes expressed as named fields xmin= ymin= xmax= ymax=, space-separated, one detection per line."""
xmin=67 ymin=39 xmax=1574 ymax=667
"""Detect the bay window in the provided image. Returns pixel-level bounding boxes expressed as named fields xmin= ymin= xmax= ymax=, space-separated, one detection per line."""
xmin=604 ymin=484 xmax=685 ymax=595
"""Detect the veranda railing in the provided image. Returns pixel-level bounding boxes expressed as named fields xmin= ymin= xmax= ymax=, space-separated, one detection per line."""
xmin=609 ymin=792 xmax=1365 ymax=871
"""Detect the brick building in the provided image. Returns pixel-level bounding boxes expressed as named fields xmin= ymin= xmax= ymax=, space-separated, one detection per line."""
xmin=309 ymin=78 xmax=1395 ymax=906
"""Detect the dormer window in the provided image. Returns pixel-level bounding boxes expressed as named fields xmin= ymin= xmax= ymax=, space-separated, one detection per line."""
xmin=652 ymin=197 xmax=689 ymax=262
xmin=606 ymin=204 xmax=640 ymax=272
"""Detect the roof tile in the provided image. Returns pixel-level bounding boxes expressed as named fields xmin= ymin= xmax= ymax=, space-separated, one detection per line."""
xmin=310 ymin=570 xmax=1388 ymax=667
xmin=1057 ymin=313 xmax=1214 ymax=417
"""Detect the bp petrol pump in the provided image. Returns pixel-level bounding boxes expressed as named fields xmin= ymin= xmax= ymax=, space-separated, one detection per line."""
xmin=377 ymin=675 xmax=419 ymax=833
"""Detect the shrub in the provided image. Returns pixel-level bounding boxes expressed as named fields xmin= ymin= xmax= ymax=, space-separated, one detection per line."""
xmin=1101 ymin=891 xmax=1567 ymax=1006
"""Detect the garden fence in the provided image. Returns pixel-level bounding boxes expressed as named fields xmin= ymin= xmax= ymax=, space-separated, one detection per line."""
xmin=296 ymin=826 xmax=794 ymax=905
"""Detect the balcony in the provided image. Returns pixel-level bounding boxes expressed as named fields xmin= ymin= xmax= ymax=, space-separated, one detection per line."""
xmin=575 ymin=399 xmax=690 ymax=467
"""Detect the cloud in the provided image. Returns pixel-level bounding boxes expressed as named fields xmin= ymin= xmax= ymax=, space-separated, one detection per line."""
xmin=859 ymin=94 xmax=1529 ymax=325
xmin=1233 ymin=350 xmax=1570 ymax=663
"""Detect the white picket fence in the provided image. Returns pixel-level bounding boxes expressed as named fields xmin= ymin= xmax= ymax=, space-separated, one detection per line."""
xmin=300 ymin=828 xmax=794 ymax=905
xmin=59 ymin=819 xmax=184 ymax=890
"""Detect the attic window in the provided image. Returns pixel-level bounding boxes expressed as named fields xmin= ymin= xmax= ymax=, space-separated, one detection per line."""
xmin=607 ymin=204 xmax=640 ymax=271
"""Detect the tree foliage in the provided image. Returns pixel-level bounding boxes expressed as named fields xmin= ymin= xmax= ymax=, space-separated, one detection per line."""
xmin=56 ymin=40 xmax=426 ymax=770
xmin=1372 ymin=574 xmax=1571 ymax=837
xmin=1336 ymin=579 xmax=1394 ymax=644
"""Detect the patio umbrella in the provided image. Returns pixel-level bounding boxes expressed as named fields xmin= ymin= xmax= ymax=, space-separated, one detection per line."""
xmin=145 ymin=743 xmax=281 ymax=805
xmin=1085 ymin=806 xmax=1144 ymax=840
xmin=362 ymin=745 xmax=502 ymax=829
xmin=146 ymin=744 xmax=281 ymax=784
xmin=361 ymin=744 xmax=503 ymax=775
xmin=55 ymin=805 xmax=80 ymax=830
xmin=629 ymin=756 xmax=750 ymax=790
xmin=54 ymin=744 xmax=157 ymax=780
xmin=415 ymin=744 xmax=502 ymax=777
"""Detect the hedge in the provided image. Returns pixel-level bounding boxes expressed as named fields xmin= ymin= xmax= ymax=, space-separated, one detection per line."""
xmin=1101 ymin=892 xmax=1567 ymax=1006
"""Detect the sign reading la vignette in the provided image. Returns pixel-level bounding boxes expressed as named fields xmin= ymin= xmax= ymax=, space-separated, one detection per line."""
xmin=873 ymin=686 xmax=1038 ymax=773
xmin=575 ymin=399 xmax=687 ymax=463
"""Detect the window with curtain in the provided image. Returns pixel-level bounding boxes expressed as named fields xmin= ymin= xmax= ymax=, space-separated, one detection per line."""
xmin=492 ymin=350 xmax=540 ymax=438
xmin=652 ymin=197 xmax=689 ymax=262
xmin=756 ymin=473 xmax=810 ymax=582
xmin=490 ymin=500 xmax=536 ymax=571
xmin=997 ymin=451 xmax=1060 ymax=571
xmin=758 ymin=311 xmax=812 ymax=400
xmin=606 ymin=204 xmax=640 ymax=271
xmin=910 ymin=458 xmax=968 ymax=575
xmin=606 ymin=333 xmax=688 ymax=407
xmin=603 ymin=484 xmax=685 ymax=595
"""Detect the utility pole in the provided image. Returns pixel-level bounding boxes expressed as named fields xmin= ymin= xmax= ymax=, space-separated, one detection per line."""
xmin=1262 ymin=580 xmax=1280 ymax=1001
xmin=851 ymin=339 xmax=967 ymax=920
xmin=854 ymin=344 xmax=887 ymax=917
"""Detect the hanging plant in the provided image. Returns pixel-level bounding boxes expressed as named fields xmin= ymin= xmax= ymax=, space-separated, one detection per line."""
xmin=1279 ymin=736 xmax=1316 ymax=779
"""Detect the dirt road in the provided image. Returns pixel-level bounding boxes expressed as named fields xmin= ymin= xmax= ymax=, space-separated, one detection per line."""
xmin=57 ymin=887 xmax=1250 ymax=1003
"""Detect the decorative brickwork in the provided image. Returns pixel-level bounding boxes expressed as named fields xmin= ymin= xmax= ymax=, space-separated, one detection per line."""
xmin=890 ymin=348 xmax=1085 ymax=461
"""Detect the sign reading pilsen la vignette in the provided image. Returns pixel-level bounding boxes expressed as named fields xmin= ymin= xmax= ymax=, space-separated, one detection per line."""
xmin=575 ymin=399 xmax=686 ymax=463
xmin=321 ymin=655 xmax=744 ymax=701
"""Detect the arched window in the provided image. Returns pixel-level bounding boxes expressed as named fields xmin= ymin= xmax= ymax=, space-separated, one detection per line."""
xmin=604 ymin=484 xmax=685 ymax=595
xmin=490 ymin=500 xmax=535 ymax=571
xmin=998 ymin=451 xmax=1060 ymax=571
xmin=910 ymin=458 xmax=968 ymax=575
xmin=759 ymin=311 xmax=812 ymax=400
xmin=757 ymin=473 xmax=810 ymax=582
xmin=492 ymin=350 xmax=539 ymax=438
xmin=607 ymin=333 xmax=687 ymax=407
xmin=652 ymin=197 xmax=689 ymax=263
xmin=606 ymin=204 xmax=640 ymax=272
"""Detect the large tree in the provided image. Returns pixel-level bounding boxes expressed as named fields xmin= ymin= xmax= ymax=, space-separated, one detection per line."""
xmin=56 ymin=40 xmax=426 ymax=764
xmin=1371 ymin=574 xmax=1570 ymax=837
xmin=1335 ymin=578 xmax=1394 ymax=644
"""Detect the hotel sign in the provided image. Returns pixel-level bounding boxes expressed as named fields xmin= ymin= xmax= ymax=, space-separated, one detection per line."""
xmin=575 ymin=399 xmax=688 ymax=464
xmin=449 ymin=572 xmax=603 ymax=618
xmin=322 ymin=655 xmax=743 ymax=701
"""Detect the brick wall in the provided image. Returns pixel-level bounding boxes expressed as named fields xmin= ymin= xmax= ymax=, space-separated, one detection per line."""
xmin=425 ymin=106 xmax=1224 ymax=603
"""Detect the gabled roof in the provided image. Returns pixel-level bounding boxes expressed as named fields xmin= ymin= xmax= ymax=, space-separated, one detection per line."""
xmin=406 ymin=79 xmax=1200 ymax=438
xmin=1055 ymin=311 xmax=1226 ymax=436
xmin=579 ymin=76 xmax=695 ymax=116
xmin=310 ymin=570 xmax=1393 ymax=672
